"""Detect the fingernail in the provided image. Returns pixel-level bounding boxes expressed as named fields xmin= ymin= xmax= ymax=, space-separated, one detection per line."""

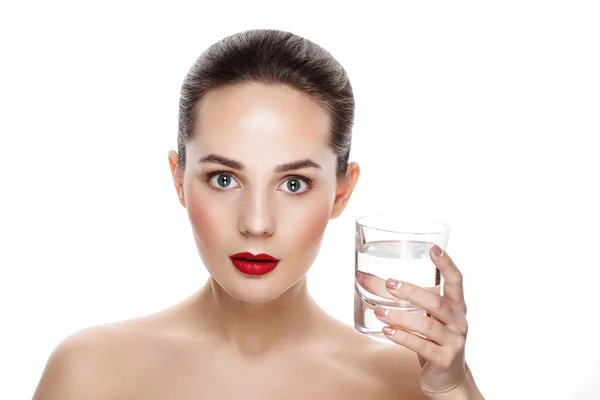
xmin=432 ymin=245 xmax=444 ymax=257
xmin=374 ymin=307 xmax=390 ymax=317
xmin=386 ymin=279 xmax=402 ymax=290
xmin=382 ymin=326 xmax=396 ymax=336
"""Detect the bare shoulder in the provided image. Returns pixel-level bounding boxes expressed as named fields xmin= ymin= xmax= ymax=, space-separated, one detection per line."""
xmin=32 ymin=306 xmax=198 ymax=399
xmin=329 ymin=322 xmax=429 ymax=399
xmin=32 ymin=323 xmax=130 ymax=399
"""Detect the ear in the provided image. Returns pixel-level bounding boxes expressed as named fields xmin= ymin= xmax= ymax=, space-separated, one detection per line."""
xmin=168 ymin=150 xmax=186 ymax=207
xmin=330 ymin=162 xmax=360 ymax=219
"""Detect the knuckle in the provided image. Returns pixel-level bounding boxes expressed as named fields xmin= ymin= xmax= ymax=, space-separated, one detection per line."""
xmin=425 ymin=316 xmax=437 ymax=335
xmin=458 ymin=319 xmax=469 ymax=336
xmin=413 ymin=336 xmax=426 ymax=353
xmin=398 ymin=330 xmax=409 ymax=344
xmin=392 ymin=311 xmax=406 ymax=328
xmin=454 ymin=335 xmax=466 ymax=351
xmin=404 ymin=283 xmax=417 ymax=300
xmin=397 ymin=310 xmax=408 ymax=323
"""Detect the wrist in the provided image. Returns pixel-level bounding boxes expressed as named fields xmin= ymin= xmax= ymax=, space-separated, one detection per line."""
xmin=425 ymin=365 xmax=484 ymax=400
xmin=426 ymin=383 xmax=483 ymax=400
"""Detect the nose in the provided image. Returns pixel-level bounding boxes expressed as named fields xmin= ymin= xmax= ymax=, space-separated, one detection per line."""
xmin=238 ymin=189 xmax=275 ymax=237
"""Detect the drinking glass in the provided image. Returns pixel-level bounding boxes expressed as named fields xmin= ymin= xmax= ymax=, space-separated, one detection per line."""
xmin=354 ymin=214 xmax=450 ymax=339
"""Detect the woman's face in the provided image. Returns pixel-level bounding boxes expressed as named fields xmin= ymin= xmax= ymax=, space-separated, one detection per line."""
xmin=169 ymin=82 xmax=359 ymax=303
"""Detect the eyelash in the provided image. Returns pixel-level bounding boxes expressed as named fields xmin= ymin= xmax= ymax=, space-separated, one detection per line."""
xmin=204 ymin=170 xmax=313 ymax=197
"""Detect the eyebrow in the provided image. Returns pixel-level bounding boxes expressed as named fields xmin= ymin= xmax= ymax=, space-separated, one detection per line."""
xmin=198 ymin=154 xmax=322 ymax=173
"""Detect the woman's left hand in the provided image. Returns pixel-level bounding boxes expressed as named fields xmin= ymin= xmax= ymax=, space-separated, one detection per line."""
xmin=367 ymin=245 xmax=477 ymax=398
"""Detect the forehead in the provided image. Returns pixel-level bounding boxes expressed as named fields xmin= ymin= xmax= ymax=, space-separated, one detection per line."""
xmin=191 ymin=82 xmax=333 ymax=164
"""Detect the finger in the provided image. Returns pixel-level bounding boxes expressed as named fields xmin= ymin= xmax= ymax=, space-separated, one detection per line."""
xmin=357 ymin=271 xmax=439 ymax=300
xmin=385 ymin=280 xmax=454 ymax=325
xmin=382 ymin=326 xmax=453 ymax=370
xmin=430 ymin=245 xmax=464 ymax=304
xmin=356 ymin=271 xmax=395 ymax=300
xmin=374 ymin=307 xmax=455 ymax=346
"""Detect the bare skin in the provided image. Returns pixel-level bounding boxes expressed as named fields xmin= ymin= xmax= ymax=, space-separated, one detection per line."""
xmin=33 ymin=82 xmax=430 ymax=399
xmin=33 ymin=285 xmax=427 ymax=399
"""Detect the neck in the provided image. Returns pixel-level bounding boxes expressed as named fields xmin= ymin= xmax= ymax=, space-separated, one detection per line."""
xmin=189 ymin=276 xmax=329 ymax=357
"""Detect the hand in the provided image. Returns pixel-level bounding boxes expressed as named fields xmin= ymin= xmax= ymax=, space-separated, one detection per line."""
xmin=357 ymin=245 xmax=475 ymax=398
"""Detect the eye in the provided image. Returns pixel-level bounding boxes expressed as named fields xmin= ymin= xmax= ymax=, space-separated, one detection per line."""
xmin=278 ymin=177 xmax=311 ymax=195
xmin=205 ymin=171 xmax=312 ymax=196
xmin=207 ymin=172 xmax=240 ymax=190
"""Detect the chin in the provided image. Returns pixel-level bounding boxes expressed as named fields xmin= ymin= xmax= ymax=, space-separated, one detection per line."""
xmin=224 ymin=280 xmax=291 ymax=304
xmin=212 ymin=267 xmax=304 ymax=304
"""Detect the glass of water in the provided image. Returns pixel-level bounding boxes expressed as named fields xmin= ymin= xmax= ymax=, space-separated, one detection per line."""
xmin=354 ymin=214 xmax=450 ymax=339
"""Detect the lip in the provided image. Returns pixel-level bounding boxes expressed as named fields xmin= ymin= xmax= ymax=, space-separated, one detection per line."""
xmin=230 ymin=252 xmax=279 ymax=261
xmin=229 ymin=258 xmax=279 ymax=276
xmin=229 ymin=252 xmax=279 ymax=276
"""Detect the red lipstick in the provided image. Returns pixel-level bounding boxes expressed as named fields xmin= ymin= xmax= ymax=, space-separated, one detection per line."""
xmin=230 ymin=252 xmax=279 ymax=275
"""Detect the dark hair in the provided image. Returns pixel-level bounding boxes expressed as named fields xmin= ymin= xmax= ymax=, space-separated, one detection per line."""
xmin=177 ymin=29 xmax=355 ymax=182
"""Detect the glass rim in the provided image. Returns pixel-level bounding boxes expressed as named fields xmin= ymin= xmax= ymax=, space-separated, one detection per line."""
xmin=355 ymin=213 xmax=451 ymax=235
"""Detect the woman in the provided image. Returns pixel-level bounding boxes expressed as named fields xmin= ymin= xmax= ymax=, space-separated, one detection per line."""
xmin=33 ymin=29 xmax=483 ymax=399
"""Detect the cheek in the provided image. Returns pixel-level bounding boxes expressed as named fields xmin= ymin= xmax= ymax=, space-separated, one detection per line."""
xmin=186 ymin=193 xmax=208 ymax=232
xmin=185 ymin=190 xmax=223 ymax=251
xmin=287 ymin=198 xmax=332 ymax=250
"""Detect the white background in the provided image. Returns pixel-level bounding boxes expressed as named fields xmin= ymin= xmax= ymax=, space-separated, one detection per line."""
xmin=1 ymin=1 xmax=599 ymax=399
